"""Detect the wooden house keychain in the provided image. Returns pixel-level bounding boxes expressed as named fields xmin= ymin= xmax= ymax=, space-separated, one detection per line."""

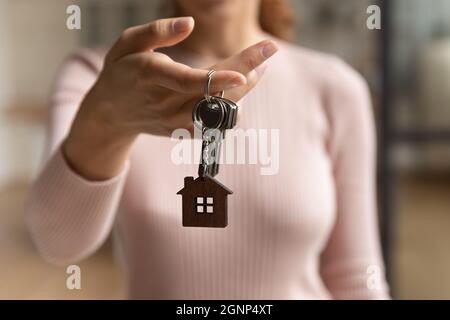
xmin=177 ymin=70 xmax=238 ymax=228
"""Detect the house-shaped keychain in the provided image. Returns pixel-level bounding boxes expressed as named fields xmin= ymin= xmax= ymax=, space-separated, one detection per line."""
xmin=177 ymin=176 xmax=232 ymax=228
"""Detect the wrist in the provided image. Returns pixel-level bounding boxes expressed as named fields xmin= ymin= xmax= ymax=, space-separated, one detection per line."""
xmin=63 ymin=103 xmax=137 ymax=181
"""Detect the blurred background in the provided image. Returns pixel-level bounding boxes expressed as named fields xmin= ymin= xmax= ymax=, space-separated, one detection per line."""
xmin=0 ymin=0 xmax=449 ymax=299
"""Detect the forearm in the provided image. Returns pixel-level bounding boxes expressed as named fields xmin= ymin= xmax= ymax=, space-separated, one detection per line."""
xmin=63 ymin=92 xmax=137 ymax=181
xmin=25 ymin=146 xmax=129 ymax=265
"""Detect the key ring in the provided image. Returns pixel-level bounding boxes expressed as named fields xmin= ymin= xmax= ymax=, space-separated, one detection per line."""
xmin=204 ymin=69 xmax=224 ymax=102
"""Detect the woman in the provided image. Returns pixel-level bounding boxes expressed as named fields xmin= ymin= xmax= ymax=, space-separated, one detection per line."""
xmin=25 ymin=0 xmax=389 ymax=299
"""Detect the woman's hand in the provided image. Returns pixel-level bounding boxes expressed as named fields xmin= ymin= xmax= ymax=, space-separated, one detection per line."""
xmin=63 ymin=17 xmax=278 ymax=181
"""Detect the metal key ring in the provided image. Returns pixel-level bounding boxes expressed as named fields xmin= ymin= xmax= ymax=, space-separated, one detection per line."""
xmin=204 ymin=69 xmax=224 ymax=102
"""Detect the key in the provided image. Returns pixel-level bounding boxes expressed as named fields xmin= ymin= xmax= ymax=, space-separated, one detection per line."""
xmin=193 ymin=96 xmax=238 ymax=177
xmin=198 ymin=127 xmax=222 ymax=177
xmin=209 ymin=97 xmax=238 ymax=176
xmin=178 ymin=69 xmax=238 ymax=228
xmin=195 ymin=97 xmax=224 ymax=177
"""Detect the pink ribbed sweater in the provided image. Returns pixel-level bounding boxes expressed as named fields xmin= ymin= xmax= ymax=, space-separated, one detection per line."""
xmin=25 ymin=40 xmax=389 ymax=299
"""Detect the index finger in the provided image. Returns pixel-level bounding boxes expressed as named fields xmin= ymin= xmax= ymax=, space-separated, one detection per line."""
xmin=140 ymin=52 xmax=247 ymax=93
xmin=214 ymin=40 xmax=278 ymax=76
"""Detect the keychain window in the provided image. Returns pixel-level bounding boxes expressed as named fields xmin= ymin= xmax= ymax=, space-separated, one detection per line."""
xmin=196 ymin=197 xmax=214 ymax=214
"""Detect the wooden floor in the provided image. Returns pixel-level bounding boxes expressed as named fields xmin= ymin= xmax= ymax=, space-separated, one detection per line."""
xmin=392 ymin=173 xmax=450 ymax=299
xmin=0 ymin=181 xmax=125 ymax=299
xmin=0 ymin=175 xmax=449 ymax=299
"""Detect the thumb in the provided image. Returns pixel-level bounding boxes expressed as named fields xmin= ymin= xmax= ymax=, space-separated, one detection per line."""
xmin=106 ymin=17 xmax=194 ymax=63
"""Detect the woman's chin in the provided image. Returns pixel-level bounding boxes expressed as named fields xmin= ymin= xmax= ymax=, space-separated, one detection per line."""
xmin=179 ymin=0 xmax=238 ymax=17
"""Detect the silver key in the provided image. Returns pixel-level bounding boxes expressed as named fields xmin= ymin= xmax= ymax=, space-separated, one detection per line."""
xmin=193 ymin=96 xmax=238 ymax=177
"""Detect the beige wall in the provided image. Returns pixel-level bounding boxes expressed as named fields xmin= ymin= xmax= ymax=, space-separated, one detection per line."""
xmin=2 ymin=0 xmax=79 ymax=106
xmin=0 ymin=0 xmax=79 ymax=186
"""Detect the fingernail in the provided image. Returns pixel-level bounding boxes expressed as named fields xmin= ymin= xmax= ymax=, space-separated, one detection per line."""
xmin=260 ymin=41 xmax=278 ymax=58
xmin=173 ymin=17 xmax=193 ymax=33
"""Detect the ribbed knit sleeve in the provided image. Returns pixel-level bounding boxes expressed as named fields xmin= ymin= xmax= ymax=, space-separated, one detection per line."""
xmin=25 ymin=148 xmax=129 ymax=265
xmin=318 ymin=57 xmax=390 ymax=299
xmin=25 ymin=47 xmax=128 ymax=265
